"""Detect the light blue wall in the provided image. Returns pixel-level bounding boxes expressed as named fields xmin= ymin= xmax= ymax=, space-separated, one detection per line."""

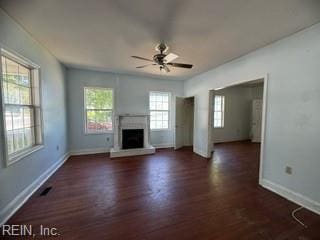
xmin=0 ymin=9 xmax=68 ymax=219
xmin=185 ymin=23 xmax=320 ymax=208
xmin=66 ymin=68 xmax=184 ymax=152
xmin=213 ymin=86 xmax=252 ymax=143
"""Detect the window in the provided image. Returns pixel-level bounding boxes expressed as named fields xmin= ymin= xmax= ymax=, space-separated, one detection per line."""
xmin=84 ymin=87 xmax=113 ymax=133
xmin=149 ymin=92 xmax=170 ymax=130
xmin=214 ymin=95 xmax=225 ymax=128
xmin=1 ymin=50 xmax=43 ymax=165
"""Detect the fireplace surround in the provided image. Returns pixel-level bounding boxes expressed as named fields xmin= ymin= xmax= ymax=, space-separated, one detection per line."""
xmin=110 ymin=114 xmax=155 ymax=158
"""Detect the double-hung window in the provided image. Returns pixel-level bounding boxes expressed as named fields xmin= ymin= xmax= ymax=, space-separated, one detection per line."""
xmin=1 ymin=50 xmax=43 ymax=165
xmin=214 ymin=95 xmax=225 ymax=128
xmin=149 ymin=92 xmax=170 ymax=130
xmin=84 ymin=87 xmax=113 ymax=133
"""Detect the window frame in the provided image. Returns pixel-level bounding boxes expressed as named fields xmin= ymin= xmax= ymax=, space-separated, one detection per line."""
xmin=0 ymin=48 xmax=44 ymax=167
xmin=213 ymin=95 xmax=225 ymax=129
xmin=149 ymin=91 xmax=171 ymax=131
xmin=83 ymin=86 xmax=114 ymax=135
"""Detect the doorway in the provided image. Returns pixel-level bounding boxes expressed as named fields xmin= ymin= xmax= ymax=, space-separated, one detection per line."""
xmin=209 ymin=77 xmax=267 ymax=182
xmin=174 ymin=96 xmax=195 ymax=150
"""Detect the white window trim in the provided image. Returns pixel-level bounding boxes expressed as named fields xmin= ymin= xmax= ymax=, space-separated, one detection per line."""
xmin=0 ymin=48 xmax=44 ymax=167
xmin=83 ymin=86 xmax=114 ymax=135
xmin=149 ymin=91 xmax=171 ymax=131
xmin=214 ymin=95 xmax=225 ymax=129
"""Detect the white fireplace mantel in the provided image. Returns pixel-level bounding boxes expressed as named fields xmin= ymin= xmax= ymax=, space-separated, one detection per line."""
xmin=110 ymin=114 xmax=155 ymax=158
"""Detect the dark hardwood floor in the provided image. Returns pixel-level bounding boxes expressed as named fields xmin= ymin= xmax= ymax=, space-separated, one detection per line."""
xmin=3 ymin=141 xmax=320 ymax=239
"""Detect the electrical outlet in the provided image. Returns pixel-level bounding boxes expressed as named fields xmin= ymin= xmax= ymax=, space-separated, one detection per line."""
xmin=285 ymin=166 xmax=292 ymax=175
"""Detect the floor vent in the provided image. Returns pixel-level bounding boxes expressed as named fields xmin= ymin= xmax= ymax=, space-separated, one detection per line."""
xmin=40 ymin=187 xmax=52 ymax=196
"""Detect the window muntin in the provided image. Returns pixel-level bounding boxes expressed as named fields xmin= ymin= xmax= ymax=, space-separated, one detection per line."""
xmin=1 ymin=52 xmax=42 ymax=163
xmin=149 ymin=92 xmax=170 ymax=130
xmin=214 ymin=95 xmax=225 ymax=128
xmin=84 ymin=87 xmax=113 ymax=133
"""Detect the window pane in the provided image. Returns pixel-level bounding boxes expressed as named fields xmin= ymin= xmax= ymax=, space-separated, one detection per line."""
xmin=5 ymin=58 xmax=19 ymax=84
xmin=23 ymin=107 xmax=33 ymax=127
xmin=6 ymin=130 xmax=14 ymax=154
xmin=12 ymin=107 xmax=24 ymax=130
xmin=156 ymin=102 xmax=163 ymax=110
xmin=150 ymin=111 xmax=156 ymax=121
xmin=7 ymin=82 xmax=20 ymax=104
xmin=20 ymin=86 xmax=31 ymax=105
xmin=24 ymin=127 xmax=33 ymax=148
xmin=149 ymin=92 xmax=170 ymax=129
xmin=150 ymin=121 xmax=156 ymax=129
xmin=3 ymin=81 xmax=8 ymax=103
xmin=214 ymin=112 xmax=221 ymax=120
xmin=156 ymin=121 xmax=162 ymax=129
xmin=85 ymin=88 xmax=113 ymax=109
xmin=18 ymin=64 xmax=30 ymax=86
xmin=214 ymin=95 xmax=224 ymax=128
xmin=162 ymin=101 xmax=169 ymax=110
xmin=150 ymin=102 xmax=156 ymax=110
xmin=13 ymin=129 xmax=24 ymax=152
xmin=156 ymin=95 xmax=162 ymax=101
xmin=163 ymin=112 xmax=168 ymax=121
xmin=2 ymin=55 xmax=40 ymax=157
xmin=86 ymin=110 xmax=97 ymax=132
xmin=86 ymin=110 xmax=112 ymax=132
xmin=5 ymin=109 xmax=13 ymax=131
xmin=150 ymin=95 xmax=156 ymax=102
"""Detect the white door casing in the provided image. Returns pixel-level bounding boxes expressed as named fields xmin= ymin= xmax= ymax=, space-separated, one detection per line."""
xmin=252 ymin=99 xmax=263 ymax=143
xmin=175 ymin=97 xmax=184 ymax=150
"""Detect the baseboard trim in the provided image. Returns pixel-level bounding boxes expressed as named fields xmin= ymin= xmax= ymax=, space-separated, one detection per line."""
xmin=153 ymin=143 xmax=174 ymax=149
xmin=193 ymin=147 xmax=210 ymax=158
xmin=69 ymin=148 xmax=109 ymax=156
xmin=260 ymin=179 xmax=320 ymax=215
xmin=0 ymin=152 xmax=70 ymax=226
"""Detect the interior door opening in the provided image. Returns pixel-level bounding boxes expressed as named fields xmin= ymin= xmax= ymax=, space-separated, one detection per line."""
xmin=175 ymin=96 xmax=195 ymax=150
xmin=209 ymin=77 xmax=267 ymax=183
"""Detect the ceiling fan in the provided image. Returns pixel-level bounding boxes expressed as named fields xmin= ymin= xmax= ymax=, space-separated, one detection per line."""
xmin=131 ymin=43 xmax=193 ymax=73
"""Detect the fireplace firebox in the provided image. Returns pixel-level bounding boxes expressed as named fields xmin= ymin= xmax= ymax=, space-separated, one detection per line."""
xmin=122 ymin=129 xmax=144 ymax=149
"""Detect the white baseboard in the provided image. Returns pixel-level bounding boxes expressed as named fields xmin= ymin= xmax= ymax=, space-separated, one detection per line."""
xmin=69 ymin=147 xmax=109 ymax=156
xmin=260 ymin=179 xmax=320 ymax=215
xmin=153 ymin=143 xmax=174 ymax=149
xmin=194 ymin=147 xmax=210 ymax=158
xmin=0 ymin=152 xmax=70 ymax=226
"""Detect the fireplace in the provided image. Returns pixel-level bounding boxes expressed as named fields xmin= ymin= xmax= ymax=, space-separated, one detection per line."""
xmin=122 ymin=129 xmax=144 ymax=149
xmin=110 ymin=114 xmax=155 ymax=158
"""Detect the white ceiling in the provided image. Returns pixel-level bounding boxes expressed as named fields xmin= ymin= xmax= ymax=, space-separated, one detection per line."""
xmin=1 ymin=0 xmax=320 ymax=80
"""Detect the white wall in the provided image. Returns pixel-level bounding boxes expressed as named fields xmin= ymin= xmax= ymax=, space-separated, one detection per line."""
xmin=66 ymin=68 xmax=184 ymax=153
xmin=184 ymin=23 xmax=320 ymax=211
xmin=212 ymin=86 xmax=252 ymax=143
xmin=0 ymin=9 xmax=68 ymax=223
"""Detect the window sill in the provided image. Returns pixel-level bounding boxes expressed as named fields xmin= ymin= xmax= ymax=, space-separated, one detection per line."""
xmin=84 ymin=131 xmax=113 ymax=135
xmin=7 ymin=145 xmax=44 ymax=167
xmin=151 ymin=129 xmax=171 ymax=132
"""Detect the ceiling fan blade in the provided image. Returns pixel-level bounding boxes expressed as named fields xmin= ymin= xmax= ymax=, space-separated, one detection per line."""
xmin=167 ymin=62 xmax=193 ymax=69
xmin=164 ymin=53 xmax=179 ymax=63
xmin=131 ymin=56 xmax=154 ymax=62
xmin=136 ymin=64 xmax=156 ymax=68
xmin=163 ymin=65 xmax=170 ymax=73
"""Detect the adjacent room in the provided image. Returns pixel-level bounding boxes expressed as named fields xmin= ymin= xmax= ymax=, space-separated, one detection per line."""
xmin=0 ymin=1 xmax=320 ymax=239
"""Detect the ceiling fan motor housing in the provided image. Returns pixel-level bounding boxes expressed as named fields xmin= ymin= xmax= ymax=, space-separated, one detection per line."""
xmin=153 ymin=54 xmax=166 ymax=65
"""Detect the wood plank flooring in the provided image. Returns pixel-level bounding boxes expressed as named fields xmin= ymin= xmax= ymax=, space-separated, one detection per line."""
xmin=3 ymin=141 xmax=320 ymax=239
